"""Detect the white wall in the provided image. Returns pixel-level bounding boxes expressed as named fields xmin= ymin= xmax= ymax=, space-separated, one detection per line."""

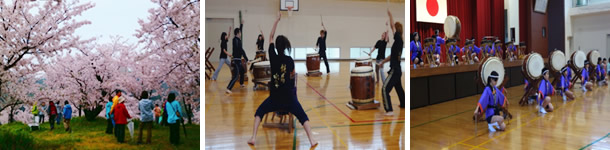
xmin=505 ymin=0 xmax=519 ymax=44
xmin=570 ymin=2 xmax=610 ymax=58
xmin=205 ymin=0 xmax=405 ymax=62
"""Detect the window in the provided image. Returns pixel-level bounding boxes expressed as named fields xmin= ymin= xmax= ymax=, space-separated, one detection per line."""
xmin=327 ymin=48 xmax=340 ymax=59
xmin=289 ymin=47 xmax=340 ymax=60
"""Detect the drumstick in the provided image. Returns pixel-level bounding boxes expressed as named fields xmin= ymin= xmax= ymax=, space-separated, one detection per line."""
xmin=363 ymin=51 xmax=371 ymax=56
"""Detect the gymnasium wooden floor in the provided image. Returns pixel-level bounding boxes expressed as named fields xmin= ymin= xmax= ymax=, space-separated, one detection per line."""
xmin=411 ymin=81 xmax=610 ymax=150
xmin=205 ymin=61 xmax=406 ymax=150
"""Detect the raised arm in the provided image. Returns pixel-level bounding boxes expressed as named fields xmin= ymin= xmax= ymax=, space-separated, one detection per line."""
xmin=269 ymin=12 xmax=281 ymax=45
xmin=268 ymin=12 xmax=281 ymax=62
xmin=387 ymin=9 xmax=395 ymax=33
xmin=227 ymin=26 xmax=232 ymax=40
xmin=259 ymin=26 xmax=265 ymax=40
xmin=321 ymin=19 xmax=326 ymax=31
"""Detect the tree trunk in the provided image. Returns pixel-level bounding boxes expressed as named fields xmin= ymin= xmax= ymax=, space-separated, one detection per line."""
xmin=84 ymin=103 xmax=104 ymax=121
xmin=182 ymin=98 xmax=192 ymax=124
xmin=8 ymin=105 xmax=15 ymax=123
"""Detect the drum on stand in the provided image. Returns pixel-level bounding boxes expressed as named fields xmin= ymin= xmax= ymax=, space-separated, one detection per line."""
xmin=519 ymin=53 xmax=544 ymax=105
xmin=588 ymin=50 xmax=601 ymax=67
xmin=569 ymin=50 xmax=587 ymax=85
xmin=255 ymin=50 xmax=267 ymax=61
xmin=587 ymin=50 xmax=601 ymax=82
xmin=347 ymin=66 xmax=379 ymax=110
xmin=252 ymin=61 xmax=271 ymax=82
xmin=550 ymin=51 xmax=567 ymax=73
xmin=444 ymin=16 xmax=461 ymax=39
xmin=230 ymin=58 xmax=249 ymax=81
xmin=355 ymin=57 xmax=373 ymax=67
xmin=478 ymin=57 xmax=505 ymax=88
xmin=306 ymin=53 xmax=322 ymax=76
xmin=549 ymin=50 xmax=566 ymax=86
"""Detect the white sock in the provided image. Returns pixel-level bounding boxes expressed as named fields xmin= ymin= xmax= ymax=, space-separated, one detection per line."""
xmin=563 ymin=94 xmax=567 ymax=101
xmin=488 ymin=122 xmax=498 ymax=132
xmin=539 ymin=106 xmax=547 ymax=114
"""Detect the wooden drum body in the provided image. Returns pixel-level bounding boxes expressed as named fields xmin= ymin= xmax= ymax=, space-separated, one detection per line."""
xmin=521 ymin=53 xmax=544 ymax=81
xmin=355 ymin=57 xmax=373 ymax=67
xmin=230 ymin=58 xmax=249 ymax=80
xmin=350 ymin=66 xmax=375 ymax=104
xmin=306 ymin=53 xmax=320 ymax=73
xmin=252 ymin=61 xmax=271 ymax=82
xmin=549 ymin=51 xmax=566 ymax=73
xmin=478 ymin=57 xmax=505 ymax=88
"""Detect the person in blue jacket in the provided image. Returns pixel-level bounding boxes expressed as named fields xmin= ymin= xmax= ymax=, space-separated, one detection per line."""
xmin=410 ymin=32 xmax=423 ymax=66
xmin=105 ymin=96 xmax=114 ymax=134
xmin=559 ymin=66 xmax=575 ymax=101
xmin=538 ymin=68 xmax=554 ymax=114
xmin=582 ymin=60 xmax=593 ymax=91
xmin=63 ymin=101 xmax=72 ymax=132
xmin=474 ymin=71 xmax=507 ymax=132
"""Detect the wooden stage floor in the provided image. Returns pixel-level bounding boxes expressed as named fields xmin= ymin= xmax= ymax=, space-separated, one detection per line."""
xmin=411 ymin=81 xmax=610 ymax=150
xmin=205 ymin=61 xmax=406 ymax=150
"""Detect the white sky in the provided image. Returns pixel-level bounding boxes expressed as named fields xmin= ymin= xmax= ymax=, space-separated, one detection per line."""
xmin=73 ymin=0 xmax=157 ymax=45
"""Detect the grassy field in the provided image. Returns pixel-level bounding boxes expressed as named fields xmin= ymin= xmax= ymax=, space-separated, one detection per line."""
xmin=0 ymin=117 xmax=200 ymax=150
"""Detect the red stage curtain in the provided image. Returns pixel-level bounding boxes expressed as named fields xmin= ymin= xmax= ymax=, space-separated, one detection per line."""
xmin=410 ymin=0 xmax=504 ymax=63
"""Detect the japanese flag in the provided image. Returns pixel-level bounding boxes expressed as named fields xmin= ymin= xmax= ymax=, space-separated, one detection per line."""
xmin=416 ymin=0 xmax=447 ymax=24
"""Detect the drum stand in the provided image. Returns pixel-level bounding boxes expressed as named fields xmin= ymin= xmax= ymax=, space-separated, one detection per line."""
xmin=346 ymin=100 xmax=380 ymax=110
xmin=262 ymin=111 xmax=294 ymax=133
xmin=306 ymin=71 xmax=322 ymax=77
xmin=519 ymin=79 xmax=540 ymax=106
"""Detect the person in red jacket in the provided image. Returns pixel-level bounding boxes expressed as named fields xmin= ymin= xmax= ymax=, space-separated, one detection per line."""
xmin=47 ymin=101 xmax=57 ymax=130
xmin=113 ymin=97 xmax=131 ymax=143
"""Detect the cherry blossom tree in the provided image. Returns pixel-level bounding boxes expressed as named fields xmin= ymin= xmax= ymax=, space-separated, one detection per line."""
xmin=135 ymin=0 xmax=200 ymax=124
xmin=0 ymin=0 xmax=95 ymax=123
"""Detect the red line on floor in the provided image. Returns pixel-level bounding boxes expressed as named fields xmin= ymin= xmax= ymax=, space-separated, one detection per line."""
xmin=299 ymin=77 xmax=404 ymax=123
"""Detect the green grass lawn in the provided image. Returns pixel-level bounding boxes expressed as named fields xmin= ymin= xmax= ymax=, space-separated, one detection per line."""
xmin=0 ymin=117 xmax=200 ymax=150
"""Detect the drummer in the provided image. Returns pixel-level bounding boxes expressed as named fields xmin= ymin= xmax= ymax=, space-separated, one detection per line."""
xmin=248 ymin=13 xmax=318 ymax=147
xmin=596 ymin=57 xmax=607 ymax=85
xmin=559 ymin=66 xmax=575 ymax=101
xmin=461 ymin=39 xmax=481 ymax=62
xmin=315 ymin=21 xmax=330 ymax=74
xmin=506 ymin=41 xmax=517 ymax=60
xmin=473 ymin=71 xmax=506 ymax=132
xmin=425 ymin=38 xmax=441 ymax=65
xmin=446 ymin=39 xmax=460 ymax=64
xmin=377 ymin=9 xmax=405 ymax=116
xmin=582 ymin=60 xmax=593 ymax=91
xmin=538 ymin=68 xmax=554 ymax=113
xmin=492 ymin=40 xmax=503 ymax=59
xmin=369 ymin=30 xmax=389 ymax=83
xmin=433 ymin=29 xmax=446 ymax=57
xmin=482 ymin=40 xmax=494 ymax=57
xmin=250 ymin=30 xmax=266 ymax=72
xmin=410 ymin=32 xmax=423 ymax=66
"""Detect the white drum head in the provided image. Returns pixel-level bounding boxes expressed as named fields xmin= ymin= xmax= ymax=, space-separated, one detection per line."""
xmin=253 ymin=61 xmax=270 ymax=67
xmin=444 ymin=16 xmax=458 ymax=38
xmin=351 ymin=66 xmax=374 ymax=77
xmin=480 ymin=57 xmax=505 ymax=88
xmin=307 ymin=53 xmax=319 ymax=57
xmin=574 ymin=51 xmax=586 ymax=69
xmin=356 ymin=57 xmax=371 ymax=61
xmin=589 ymin=50 xmax=600 ymax=66
xmin=550 ymin=51 xmax=566 ymax=71
xmin=526 ymin=53 xmax=544 ymax=79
